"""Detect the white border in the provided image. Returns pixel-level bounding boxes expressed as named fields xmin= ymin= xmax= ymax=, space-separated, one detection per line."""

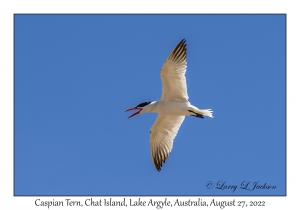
xmin=1 ymin=0 xmax=298 ymax=209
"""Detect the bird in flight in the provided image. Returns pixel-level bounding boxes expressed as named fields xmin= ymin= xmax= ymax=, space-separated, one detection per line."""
xmin=126 ymin=39 xmax=213 ymax=171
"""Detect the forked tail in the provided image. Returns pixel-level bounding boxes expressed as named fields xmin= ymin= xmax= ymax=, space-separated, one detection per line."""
xmin=188 ymin=108 xmax=213 ymax=118
xmin=198 ymin=109 xmax=213 ymax=118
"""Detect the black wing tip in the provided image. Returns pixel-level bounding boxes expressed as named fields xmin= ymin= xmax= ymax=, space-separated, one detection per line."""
xmin=169 ymin=39 xmax=187 ymax=54
xmin=153 ymin=154 xmax=169 ymax=172
xmin=155 ymin=162 xmax=162 ymax=172
xmin=169 ymin=39 xmax=187 ymax=61
xmin=154 ymin=159 xmax=162 ymax=172
xmin=178 ymin=39 xmax=187 ymax=47
xmin=179 ymin=38 xmax=186 ymax=46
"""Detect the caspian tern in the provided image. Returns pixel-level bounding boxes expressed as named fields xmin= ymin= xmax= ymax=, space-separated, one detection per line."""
xmin=126 ymin=39 xmax=213 ymax=171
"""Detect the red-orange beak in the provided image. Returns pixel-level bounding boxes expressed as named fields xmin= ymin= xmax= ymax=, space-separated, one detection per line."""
xmin=125 ymin=107 xmax=142 ymax=119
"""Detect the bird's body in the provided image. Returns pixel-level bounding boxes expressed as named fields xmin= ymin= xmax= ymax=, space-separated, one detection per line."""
xmin=141 ymin=101 xmax=211 ymax=117
xmin=126 ymin=39 xmax=213 ymax=171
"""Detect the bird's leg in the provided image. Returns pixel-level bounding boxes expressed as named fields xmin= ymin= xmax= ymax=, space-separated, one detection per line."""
xmin=188 ymin=110 xmax=204 ymax=118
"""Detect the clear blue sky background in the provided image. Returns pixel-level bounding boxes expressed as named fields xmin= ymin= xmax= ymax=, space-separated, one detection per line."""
xmin=14 ymin=14 xmax=285 ymax=196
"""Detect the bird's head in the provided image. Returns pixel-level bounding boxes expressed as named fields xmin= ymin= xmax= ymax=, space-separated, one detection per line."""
xmin=125 ymin=101 xmax=153 ymax=118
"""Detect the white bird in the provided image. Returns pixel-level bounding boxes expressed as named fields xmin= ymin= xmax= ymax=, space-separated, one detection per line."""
xmin=126 ymin=39 xmax=213 ymax=171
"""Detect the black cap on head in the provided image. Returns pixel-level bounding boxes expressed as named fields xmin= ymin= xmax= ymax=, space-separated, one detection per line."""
xmin=136 ymin=101 xmax=152 ymax=108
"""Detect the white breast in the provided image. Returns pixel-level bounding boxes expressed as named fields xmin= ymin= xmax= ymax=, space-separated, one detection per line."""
xmin=154 ymin=101 xmax=190 ymax=116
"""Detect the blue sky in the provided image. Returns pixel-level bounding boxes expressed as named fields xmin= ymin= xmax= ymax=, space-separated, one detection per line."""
xmin=14 ymin=14 xmax=286 ymax=196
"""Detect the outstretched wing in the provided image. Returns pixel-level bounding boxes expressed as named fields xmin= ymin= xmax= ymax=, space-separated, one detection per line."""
xmin=150 ymin=114 xmax=185 ymax=171
xmin=160 ymin=39 xmax=188 ymax=102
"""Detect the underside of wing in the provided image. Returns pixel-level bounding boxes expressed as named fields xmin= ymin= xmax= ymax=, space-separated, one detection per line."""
xmin=160 ymin=39 xmax=188 ymax=102
xmin=150 ymin=114 xmax=185 ymax=171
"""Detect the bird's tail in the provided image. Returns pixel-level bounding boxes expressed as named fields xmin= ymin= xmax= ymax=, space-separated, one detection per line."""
xmin=198 ymin=109 xmax=213 ymax=118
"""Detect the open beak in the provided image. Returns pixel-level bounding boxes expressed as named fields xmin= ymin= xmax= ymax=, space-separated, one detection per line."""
xmin=125 ymin=107 xmax=142 ymax=119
